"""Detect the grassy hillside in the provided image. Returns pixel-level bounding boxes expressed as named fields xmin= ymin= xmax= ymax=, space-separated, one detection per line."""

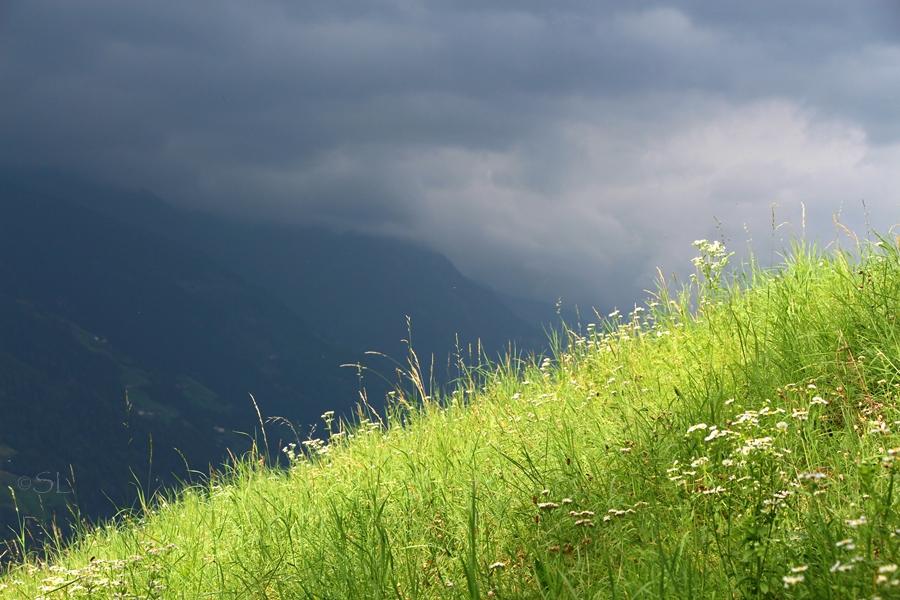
xmin=3 ymin=235 xmax=900 ymax=599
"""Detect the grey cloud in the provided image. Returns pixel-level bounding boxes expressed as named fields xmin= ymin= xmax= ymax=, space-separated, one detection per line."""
xmin=2 ymin=0 xmax=899 ymax=310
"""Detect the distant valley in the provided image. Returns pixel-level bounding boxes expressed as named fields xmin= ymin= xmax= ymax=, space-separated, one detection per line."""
xmin=0 ymin=170 xmax=554 ymax=543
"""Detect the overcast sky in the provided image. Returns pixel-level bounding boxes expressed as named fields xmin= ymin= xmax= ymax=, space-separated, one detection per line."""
xmin=2 ymin=1 xmax=900 ymax=310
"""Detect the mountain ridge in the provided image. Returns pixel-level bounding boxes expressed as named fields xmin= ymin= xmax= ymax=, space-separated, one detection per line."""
xmin=0 ymin=168 xmax=545 ymax=371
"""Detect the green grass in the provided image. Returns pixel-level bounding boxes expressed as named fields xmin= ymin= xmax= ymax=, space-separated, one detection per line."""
xmin=4 ymin=234 xmax=900 ymax=599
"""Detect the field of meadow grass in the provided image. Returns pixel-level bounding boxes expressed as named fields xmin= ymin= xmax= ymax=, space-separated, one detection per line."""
xmin=3 ymin=233 xmax=900 ymax=599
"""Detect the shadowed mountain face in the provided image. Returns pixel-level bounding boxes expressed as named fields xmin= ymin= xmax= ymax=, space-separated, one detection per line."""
xmin=1 ymin=169 xmax=545 ymax=376
xmin=175 ymin=225 xmax=545 ymax=373
xmin=0 ymin=291 xmax=130 ymax=538
xmin=0 ymin=178 xmax=369 ymax=540
xmin=0 ymin=168 xmax=544 ymax=543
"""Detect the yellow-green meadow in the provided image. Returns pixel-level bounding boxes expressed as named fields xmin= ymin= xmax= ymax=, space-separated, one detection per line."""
xmin=4 ymin=235 xmax=900 ymax=599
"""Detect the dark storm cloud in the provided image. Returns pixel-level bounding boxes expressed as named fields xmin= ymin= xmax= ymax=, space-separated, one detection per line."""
xmin=2 ymin=1 xmax=899 ymax=310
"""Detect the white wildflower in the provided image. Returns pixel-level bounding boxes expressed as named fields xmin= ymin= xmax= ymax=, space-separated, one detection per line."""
xmin=846 ymin=516 xmax=868 ymax=527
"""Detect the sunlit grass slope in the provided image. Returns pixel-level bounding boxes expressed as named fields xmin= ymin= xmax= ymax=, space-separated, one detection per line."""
xmin=4 ymin=236 xmax=900 ymax=599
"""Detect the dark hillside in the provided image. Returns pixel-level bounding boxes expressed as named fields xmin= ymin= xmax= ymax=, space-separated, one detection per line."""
xmin=181 ymin=224 xmax=545 ymax=371
xmin=0 ymin=169 xmax=544 ymax=374
xmin=0 ymin=179 xmax=371 ymax=540
xmin=0 ymin=293 xmax=136 ymax=540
